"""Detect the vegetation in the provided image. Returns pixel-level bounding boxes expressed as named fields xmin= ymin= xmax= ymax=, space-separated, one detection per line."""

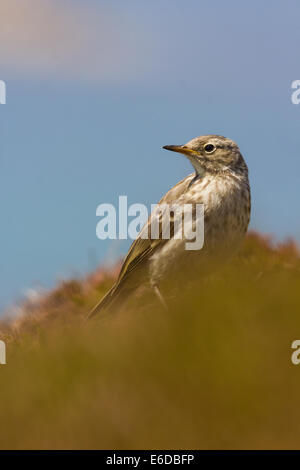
xmin=0 ymin=232 xmax=300 ymax=449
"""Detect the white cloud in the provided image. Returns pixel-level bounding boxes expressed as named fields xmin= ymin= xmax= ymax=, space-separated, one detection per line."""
xmin=0 ymin=0 xmax=154 ymax=83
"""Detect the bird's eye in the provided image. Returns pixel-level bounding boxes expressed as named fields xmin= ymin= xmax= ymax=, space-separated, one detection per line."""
xmin=204 ymin=144 xmax=216 ymax=153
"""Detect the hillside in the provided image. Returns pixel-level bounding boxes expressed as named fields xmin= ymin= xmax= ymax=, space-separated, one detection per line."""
xmin=0 ymin=232 xmax=300 ymax=449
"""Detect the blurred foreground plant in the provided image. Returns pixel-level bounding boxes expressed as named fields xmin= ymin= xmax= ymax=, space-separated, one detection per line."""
xmin=0 ymin=232 xmax=300 ymax=450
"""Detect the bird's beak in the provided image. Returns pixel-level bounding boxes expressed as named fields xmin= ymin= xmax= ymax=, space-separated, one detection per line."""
xmin=163 ymin=144 xmax=204 ymax=176
xmin=163 ymin=145 xmax=198 ymax=157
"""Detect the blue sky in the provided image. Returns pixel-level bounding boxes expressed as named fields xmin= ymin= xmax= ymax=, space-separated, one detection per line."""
xmin=1 ymin=0 xmax=300 ymax=310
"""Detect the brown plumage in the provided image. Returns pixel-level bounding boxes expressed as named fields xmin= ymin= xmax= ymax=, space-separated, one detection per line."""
xmin=88 ymin=135 xmax=251 ymax=319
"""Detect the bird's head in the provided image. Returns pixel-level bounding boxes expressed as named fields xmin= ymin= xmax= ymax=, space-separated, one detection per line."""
xmin=163 ymin=135 xmax=247 ymax=177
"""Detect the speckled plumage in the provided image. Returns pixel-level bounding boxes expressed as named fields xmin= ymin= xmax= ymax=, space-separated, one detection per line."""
xmin=88 ymin=135 xmax=250 ymax=319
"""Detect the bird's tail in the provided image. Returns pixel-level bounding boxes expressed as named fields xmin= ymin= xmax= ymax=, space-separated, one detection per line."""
xmin=86 ymin=281 xmax=132 ymax=321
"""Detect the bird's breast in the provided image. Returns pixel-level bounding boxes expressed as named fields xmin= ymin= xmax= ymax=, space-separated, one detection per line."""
xmin=149 ymin=172 xmax=250 ymax=285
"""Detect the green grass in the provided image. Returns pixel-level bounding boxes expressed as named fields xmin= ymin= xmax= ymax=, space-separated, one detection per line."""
xmin=1 ymin=232 xmax=300 ymax=449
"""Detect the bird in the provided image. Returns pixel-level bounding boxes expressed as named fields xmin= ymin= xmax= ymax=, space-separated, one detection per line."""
xmin=87 ymin=135 xmax=251 ymax=319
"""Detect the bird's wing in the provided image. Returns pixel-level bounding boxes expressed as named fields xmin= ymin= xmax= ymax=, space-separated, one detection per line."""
xmin=117 ymin=214 xmax=166 ymax=283
xmin=117 ymin=174 xmax=195 ymax=284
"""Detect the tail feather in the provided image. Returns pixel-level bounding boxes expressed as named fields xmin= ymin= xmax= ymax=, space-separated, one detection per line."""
xmin=86 ymin=281 xmax=132 ymax=320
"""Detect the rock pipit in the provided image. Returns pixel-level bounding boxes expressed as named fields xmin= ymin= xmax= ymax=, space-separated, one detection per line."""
xmin=88 ymin=135 xmax=250 ymax=319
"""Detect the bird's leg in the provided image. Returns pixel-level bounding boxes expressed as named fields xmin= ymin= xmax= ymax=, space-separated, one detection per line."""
xmin=153 ymin=285 xmax=168 ymax=310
